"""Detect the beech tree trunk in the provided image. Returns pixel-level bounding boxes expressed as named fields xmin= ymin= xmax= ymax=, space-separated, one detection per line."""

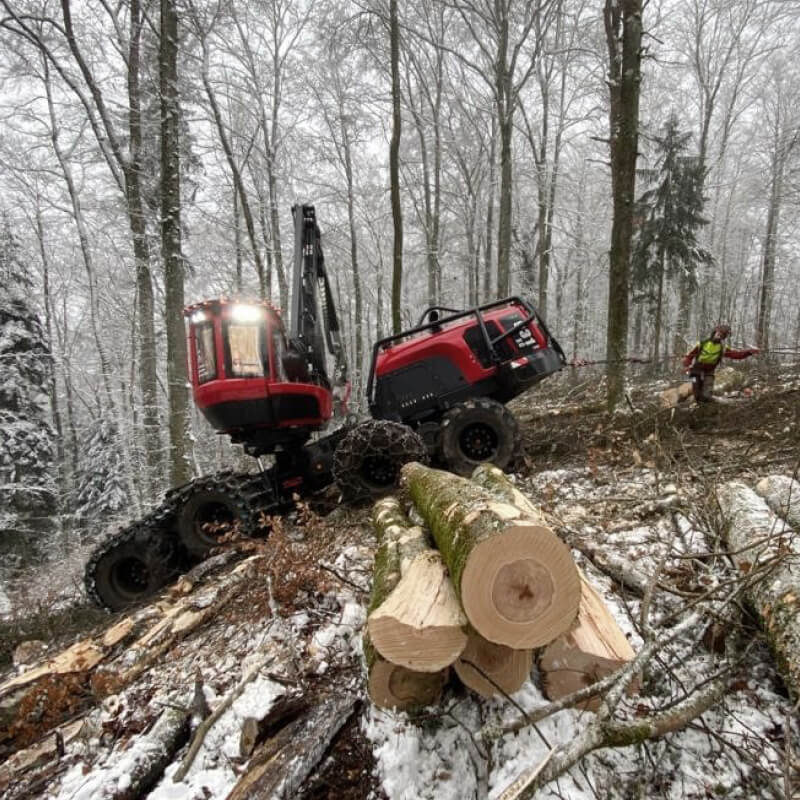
xmin=368 ymin=499 xmax=467 ymax=672
xmin=604 ymin=0 xmax=643 ymax=409
xmin=717 ymin=482 xmax=800 ymax=701
xmin=401 ymin=462 xmax=580 ymax=649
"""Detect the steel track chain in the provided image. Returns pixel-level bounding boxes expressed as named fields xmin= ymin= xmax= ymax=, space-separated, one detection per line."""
xmin=83 ymin=470 xmax=279 ymax=609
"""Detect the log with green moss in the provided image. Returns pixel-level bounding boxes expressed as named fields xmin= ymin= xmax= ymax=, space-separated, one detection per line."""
xmin=401 ymin=462 xmax=580 ymax=649
xmin=717 ymin=481 xmax=800 ymax=702
xmin=367 ymin=497 xmax=467 ymax=671
xmin=453 ymin=630 xmax=532 ymax=698
xmin=471 ymin=464 xmax=637 ymax=708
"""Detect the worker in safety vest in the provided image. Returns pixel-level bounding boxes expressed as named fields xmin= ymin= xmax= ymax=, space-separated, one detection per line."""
xmin=682 ymin=324 xmax=759 ymax=403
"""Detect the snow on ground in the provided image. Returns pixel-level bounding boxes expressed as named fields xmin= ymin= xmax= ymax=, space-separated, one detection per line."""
xmin=8 ymin=457 xmax=799 ymax=800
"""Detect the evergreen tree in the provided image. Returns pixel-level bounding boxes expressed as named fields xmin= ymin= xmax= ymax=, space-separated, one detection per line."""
xmin=632 ymin=115 xmax=712 ymax=361
xmin=0 ymin=213 xmax=58 ymax=570
xmin=75 ymin=418 xmax=129 ymax=522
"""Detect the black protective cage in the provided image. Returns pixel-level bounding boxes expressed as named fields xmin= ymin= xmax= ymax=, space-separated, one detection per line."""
xmin=365 ymin=296 xmax=566 ymax=406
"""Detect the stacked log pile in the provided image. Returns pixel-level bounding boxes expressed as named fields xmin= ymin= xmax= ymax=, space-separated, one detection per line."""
xmin=364 ymin=462 xmax=636 ymax=710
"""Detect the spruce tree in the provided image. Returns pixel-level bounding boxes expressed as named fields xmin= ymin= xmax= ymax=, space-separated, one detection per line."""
xmin=632 ymin=115 xmax=712 ymax=361
xmin=0 ymin=213 xmax=58 ymax=570
xmin=75 ymin=418 xmax=129 ymax=522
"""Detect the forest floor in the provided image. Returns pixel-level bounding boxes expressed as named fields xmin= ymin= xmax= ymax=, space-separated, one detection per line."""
xmin=1 ymin=365 xmax=799 ymax=800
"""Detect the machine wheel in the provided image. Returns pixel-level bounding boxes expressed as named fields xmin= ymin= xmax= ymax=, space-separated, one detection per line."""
xmin=91 ymin=534 xmax=173 ymax=612
xmin=333 ymin=420 xmax=427 ymax=500
xmin=177 ymin=480 xmax=253 ymax=559
xmin=440 ymin=398 xmax=518 ymax=475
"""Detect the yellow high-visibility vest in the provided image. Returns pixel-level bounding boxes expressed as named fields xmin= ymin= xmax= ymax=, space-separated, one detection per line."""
xmin=695 ymin=339 xmax=725 ymax=366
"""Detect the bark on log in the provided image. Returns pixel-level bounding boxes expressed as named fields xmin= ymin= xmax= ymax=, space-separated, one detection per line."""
xmin=239 ymin=693 xmax=307 ymax=758
xmin=717 ymin=481 xmax=800 ymax=701
xmin=539 ymin=578 xmax=636 ymax=710
xmin=756 ymin=475 xmax=800 ymax=530
xmin=364 ymin=632 xmax=447 ymax=710
xmin=111 ymin=707 xmax=190 ymax=800
xmin=368 ymin=497 xmax=467 ymax=671
xmin=402 ymin=462 xmax=580 ymax=649
xmin=471 ymin=464 xmax=636 ymax=707
xmin=453 ymin=630 xmax=532 ymax=698
xmin=225 ymin=693 xmax=358 ymax=800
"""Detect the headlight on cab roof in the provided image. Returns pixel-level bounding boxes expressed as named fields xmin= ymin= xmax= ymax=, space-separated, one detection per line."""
xmin=231 ymin=304 xmax=264 ymax=323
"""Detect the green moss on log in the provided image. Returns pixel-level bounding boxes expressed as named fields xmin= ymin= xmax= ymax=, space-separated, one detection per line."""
xmin=368 ymin=497 xmax=430 ymax=616
xmin=401 ymin=462 xmax=523 ymax=600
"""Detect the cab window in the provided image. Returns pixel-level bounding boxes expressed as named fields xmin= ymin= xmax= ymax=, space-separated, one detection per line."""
xmin=225 ymin=323 xmax=267 ymax=378
xmin=195 ymin=323 xmax=217 ymax=384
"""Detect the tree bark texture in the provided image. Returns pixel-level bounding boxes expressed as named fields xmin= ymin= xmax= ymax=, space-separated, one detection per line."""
xmin=390 ymin=0 xmax=403 ymax=334
xmin=160 ymin=0 xmax=191 ymax=487
xmin=225 ymin=693 xmax=358 ymax=800
xmin=604 ymin=0 xmax=643 ymax=409
xmin=717 ymin=482 xmax=800 ymax=701
xmin=756 ymin=475 xmax=800 ymax=530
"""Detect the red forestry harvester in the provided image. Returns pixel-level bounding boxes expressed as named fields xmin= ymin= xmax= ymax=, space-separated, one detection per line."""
xmin=85 ymin=206 xmax=566 ymax=610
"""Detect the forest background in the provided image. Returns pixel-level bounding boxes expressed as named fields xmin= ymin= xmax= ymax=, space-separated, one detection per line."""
xmin=0 ymin=0 xmax=796 ymax=574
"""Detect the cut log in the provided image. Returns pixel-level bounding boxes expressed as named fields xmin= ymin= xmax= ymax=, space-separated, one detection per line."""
xmin=756 ymin=474 xmax=800 ymax=530
xmin=364 ymin=633 xmax=447 ymax=710
xmin=226 ymin=693 xmax=358 ymax=800
xmin=453 ymin=630 xmax=532 ymax=698
xmin=717 ymin=481 xmax=800 ymax=700
xmin=471 ymin=464 xmax=637 ymax=708
xmin=367 ymin=497 xmax=467 ymax=672
xmin=402 ymin=462 xmax=580 ymax=649
xmin=659 ymin=381 xmax=694 ymax=409
xmin=539 ymin=578 xmax=636 ymax=710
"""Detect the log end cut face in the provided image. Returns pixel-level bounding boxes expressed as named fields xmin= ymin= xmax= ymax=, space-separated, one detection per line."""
xmin=368 ymin=660 xmax=447 ymax=711
xmin=367 ymin=619 xmax=467 ymax=672
xmin=453 ymin=632 xmax=532 ymax=698
xmin=461 ymin=524 xmax=580 ymax=649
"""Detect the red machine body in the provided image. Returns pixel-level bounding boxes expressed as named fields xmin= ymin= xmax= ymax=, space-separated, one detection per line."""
xmin=368 ymin=297 xmax=565 ymax=425
xmin=185 ymin=299 xmax=331 ymax=445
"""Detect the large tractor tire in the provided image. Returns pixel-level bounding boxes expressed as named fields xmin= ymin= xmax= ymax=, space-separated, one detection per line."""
xmin=440 ymin=398 xmax=518 ymax=476
xmin=176 ymin=475 xmax=269 ymax=559
xmin=90 ymin=528 xmax=175 ymax=612
xmin=333 ymin=420 xmax=427 ymax=501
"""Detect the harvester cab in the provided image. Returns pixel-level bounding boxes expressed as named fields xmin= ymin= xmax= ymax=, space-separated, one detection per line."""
xmin=184 ymin=205 xmax=349 ymax=458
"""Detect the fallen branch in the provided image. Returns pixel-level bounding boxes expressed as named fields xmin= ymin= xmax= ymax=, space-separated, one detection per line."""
xmin=226 ymin=692 xmax=358 ymax=800
xmin=173 ymin=653 xmax=279 ymax=783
